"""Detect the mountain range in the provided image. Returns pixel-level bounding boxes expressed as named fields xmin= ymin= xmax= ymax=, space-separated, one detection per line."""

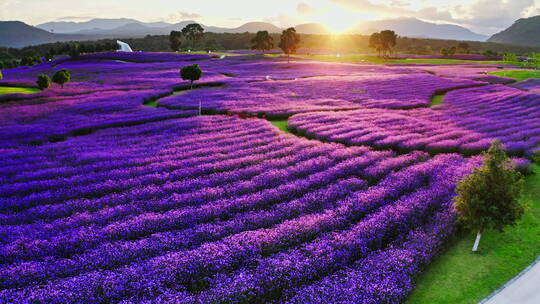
xmin=0 ymin=17 xmax=492 ymax=48
xmin=488 ymin=15 xmax=540 ymax=46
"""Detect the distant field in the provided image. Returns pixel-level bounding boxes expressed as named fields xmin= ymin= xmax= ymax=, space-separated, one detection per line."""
xmin=489 ymin=69 xmax=540 ymax=81
xmin=280 ymin=54 xmax=506 ymax=65
xmin=0 ymin=86 xmax=39 ymax=95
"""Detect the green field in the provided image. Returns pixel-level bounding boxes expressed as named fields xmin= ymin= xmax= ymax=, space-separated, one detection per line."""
xmin=269 ymin=120 xmax=290 ymax=133
xmin=408 ymin=164 xmax=540 ymax=304
xmin=489 ymin=69 xmax=540 ymax=81
xmin=0 ymin=86 xmax=39 ymax=95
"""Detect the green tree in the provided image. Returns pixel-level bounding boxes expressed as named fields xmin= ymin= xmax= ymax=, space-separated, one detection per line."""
xmin=454 ymin=141 xmax=524 ymax=252
xmin=180 ymin=64 xmax=202 ymax=89
xmin=37 ymin=74 xmax=51 ymax=89
xmin=52 ymin=69 xmax=71 ymax=88
xmin=457 ymin=42 xmax=469 ymax=53
xmin=0 ymin=69 xmax=2 ymax=80
xmin=369 ymin=32 xmax=383 ymax=56
xmin=278 ymin=27 xmax=300 ymax=63
xmin=380 ymin=30 xmax=397 ymax=57
xmin=369 ymin=30 xmax=397 ymax=57
xmin=251 ymin=31 xmax=274 ymax=51
xmin=182 ymin=23 xmax=205 ymax=48
xmin=169 ymin=31 xmax=183 ymax=52
xmin=440 ymin=48 xmax=449 ymax=57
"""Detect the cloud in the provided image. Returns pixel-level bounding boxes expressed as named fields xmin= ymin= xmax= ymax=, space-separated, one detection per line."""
xmin=165 ymin=10 xmax=202 ymax=22
xmin=329 ymin=0 xmax=412 ymax=16
xmin=263 ymin=14 xmax=301 ymax=27
xmin=297 ymin=3 xmax=318 ymax=16
xmin=55 ymin=16 xmax=95 ymax=21
xmin=330 ymin=0 xmax=538 ymax=34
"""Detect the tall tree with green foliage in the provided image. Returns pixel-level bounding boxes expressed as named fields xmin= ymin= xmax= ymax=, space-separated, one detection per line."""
xmin=251 ymin=31 xmax=274 ymax=51
xmin=454 ymin=141 xmax=524 ymax=252
xmin=37 ymin=74 xmax=51 ymax=89
xmin=52 ymin=69 xmax=71 ymax=88
xmin=169 ymin=31 xmax=183 ymax=52
xmin=182 ymin=23 xmax=205 ymax=48
xmin=278 ymin=27 xmax=300 ymax=63
xmin=369 ymin=32 xmax=383 ymax=56
xmin=369 ymin=30 xmax=397 ymax=57
xmin=180 ymin=64 xmax=202 ymax=89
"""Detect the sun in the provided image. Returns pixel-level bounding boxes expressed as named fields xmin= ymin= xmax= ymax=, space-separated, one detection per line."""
xmin=315 ymin=8 xmax=358 ymax=34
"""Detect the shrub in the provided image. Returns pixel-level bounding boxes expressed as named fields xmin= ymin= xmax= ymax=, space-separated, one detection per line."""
xmin=454 ymin=141 xmax=524 ymax=252
xmin=0 ymin=69 xmax=2 ymax=80
xmin=52 ymin=69 xmax=71 ymax=88
xmin=180 ymin=64 xmax=202 ymax=89
xmin=37 ymin=74 xmax=51 ymax=90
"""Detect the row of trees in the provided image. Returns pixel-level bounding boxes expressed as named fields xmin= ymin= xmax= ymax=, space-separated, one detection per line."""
xmin=250 ymin=28 xmax=300 ymax=62
xmin=36 ymin=69 xmax=71 ymax=89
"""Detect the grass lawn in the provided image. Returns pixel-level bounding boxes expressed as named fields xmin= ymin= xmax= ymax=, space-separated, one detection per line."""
xmin=430 ymin=94 xmax=445 ymax=106
xmin=408 ymin=164 xmax=540 ymax=304
xmin=278 ymin=54 xmax=505 ymax=65
xmin=488 ymin=70 xmax=540 ymax=81
xmin=0 ymin=86 xmax=39 ymax=95
xmin=269 ymin=120 xmax=290 ymax=133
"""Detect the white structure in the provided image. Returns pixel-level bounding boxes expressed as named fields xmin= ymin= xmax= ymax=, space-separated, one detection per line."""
xmin=116 ymin=40 xmax=133 ymax=52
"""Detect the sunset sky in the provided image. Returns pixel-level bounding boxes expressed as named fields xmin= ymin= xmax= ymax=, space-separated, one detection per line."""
xmin=0 ymin=0 xmax=538 ymax=34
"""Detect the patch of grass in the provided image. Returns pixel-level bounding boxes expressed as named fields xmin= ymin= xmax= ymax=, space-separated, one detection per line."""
xmin=145 ymin=100 xmax=159 ymax=108
xmin=269 ymin=120 xmax=290 ymax=133
xmin=430 ymin=94 xmax=445 ymax=106
xmin=0 ymin=86 xmax=39 ymax=95
xmin=408 ymin=164 xmax=540 ymax=304
xmin=488 ymin=70 xmax=540 ymax=81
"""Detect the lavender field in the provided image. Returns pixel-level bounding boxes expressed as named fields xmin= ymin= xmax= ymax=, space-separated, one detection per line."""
xmin=0 ymin=52 xmax=537 ymax=303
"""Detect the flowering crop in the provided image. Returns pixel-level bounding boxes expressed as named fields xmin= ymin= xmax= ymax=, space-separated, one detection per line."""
xmin=289 ymin=85 xmax=540 ymax=157
xmin=0 ymin=51 xmax=530 ymax=303
xmin=159 ymin=74 xmax=479 ymax=118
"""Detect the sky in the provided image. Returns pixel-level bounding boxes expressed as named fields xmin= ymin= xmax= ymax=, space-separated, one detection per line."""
xmin=0 ymin=0 xmax=539 ymax=35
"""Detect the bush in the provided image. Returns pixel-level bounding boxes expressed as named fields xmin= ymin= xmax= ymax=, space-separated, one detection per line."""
xmin=37 ymin=74 xmax=51 ymax=90
xmin=454 ymin=141 xmax=524 ymax=252
xmin=0 ymin=69 xmax=2 ymax=80
xmin=180 ymin=64 xmax=202 ymax=89
xmin=52 ymin=69 xmax=71 ymax=88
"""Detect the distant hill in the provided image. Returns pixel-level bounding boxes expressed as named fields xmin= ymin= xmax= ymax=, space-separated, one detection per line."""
xmin=295 ymin=23 xmax=332 ymax=35
xmin=488 ymin=15 xmax=540 ymax=46
xmin=2 ymin=17 xmax=490 ymax=48
xmin=355 ymin=18 xmax=488 ymax=41
xmin=37 ymin=18 xmax=143 ymax=33
xmin=0 ymin=21 xmax=104 ymax=48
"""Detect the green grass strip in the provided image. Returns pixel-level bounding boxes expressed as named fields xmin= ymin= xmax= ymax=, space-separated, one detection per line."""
xmin=0 ymin=86 xmax=39 ymax=95
xmin=408 ymin=164 xmax=540 ymax=304
xmin=269 ymin=120 xmax=290 ymax=133
xmin=488 ymin=70 xmax=540 ymax=82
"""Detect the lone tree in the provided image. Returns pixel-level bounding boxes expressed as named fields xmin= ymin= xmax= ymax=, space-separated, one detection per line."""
xmin=251 ymin=31 xmax=274 ymax=52
xmin=182 ymin=23 xmax=205 ymax=47
xmin=52 ymin=69 xmax=71 ymax=88
xmin=37 ymin=74 xmax=51 ymax=90
xmin=169 ymin=30 xmax=183 ymax=52
xmin=278 ymin=27 xmax=300 ymax=63
xmin=369 ymin=30 xmax=397 ymax=57
xmin=180 ymin=64 xmax=202 ymax=89
xmin=454 ymin=141 xmax=524 ymax=252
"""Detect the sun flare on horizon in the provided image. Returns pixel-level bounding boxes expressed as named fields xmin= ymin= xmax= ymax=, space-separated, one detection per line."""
xmin=310 ymin=6 xmax=371 ymax=34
